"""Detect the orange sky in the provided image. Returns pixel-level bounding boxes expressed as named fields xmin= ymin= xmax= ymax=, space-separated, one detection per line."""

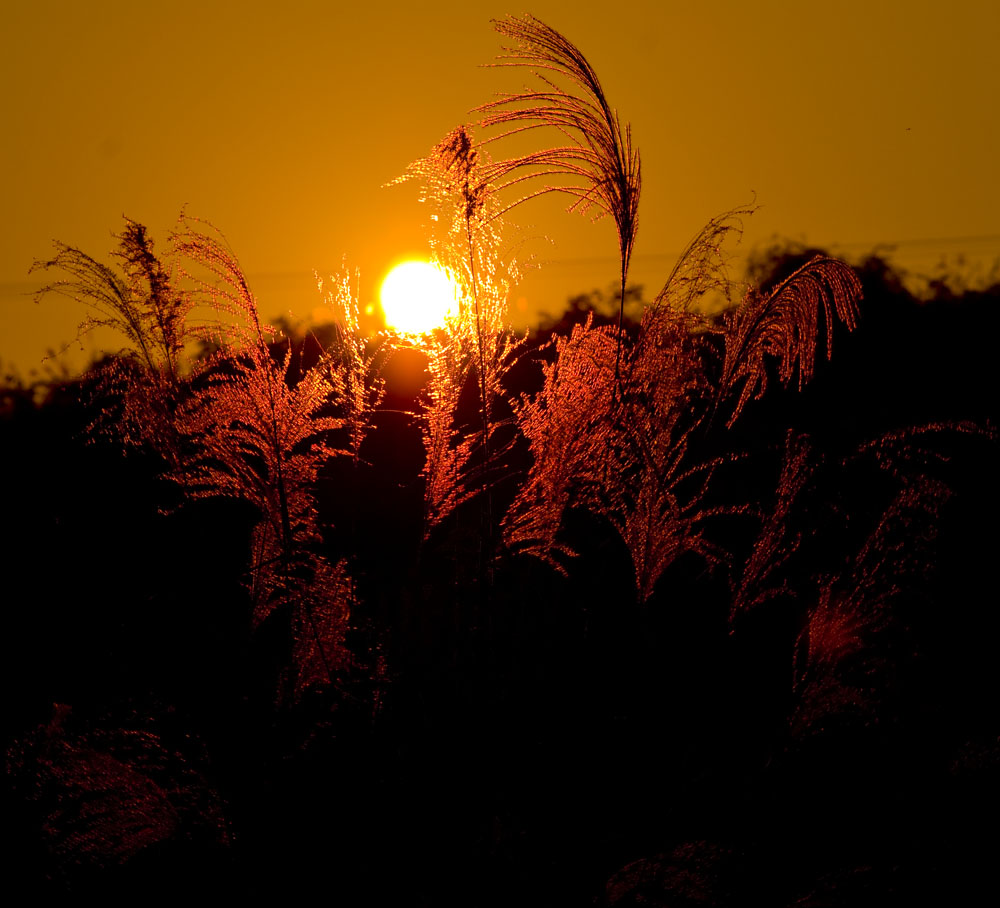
xmin=3 ymin=0 xmax=998 ymax=377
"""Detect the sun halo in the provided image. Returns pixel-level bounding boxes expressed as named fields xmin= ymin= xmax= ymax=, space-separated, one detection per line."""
xmin=380 ymin=261 xmax=460 ymax=335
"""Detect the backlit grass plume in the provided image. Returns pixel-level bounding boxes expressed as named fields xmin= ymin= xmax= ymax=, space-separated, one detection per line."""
xmin=502 ymin=306 xmax=717 ymax=601
xmin=717 ymin=255 xmax=862 ymax=426
xmin=395 ymin=126 xmax=522 ymax=541
xmin=647 ymin=205 xmax=756 ymax=320
xmin=32 ymin=219 xmax=191 ymax=380
xmin=171 ymin=219 xmax=353 ymax=696
xmin=502 ymin=316 xmax=618 ymax=574
xmin=31 ymin=220 xmax=194 ymax=457
xmin=789 ymin=472 xmax=950 ymax=738
xmin=317 ymin=265 xmax=386 ymax=465
xmin=35 ymin=216 xmax=354 ymax=700
xmin=478 ymin=14 xmax=640 ymax=370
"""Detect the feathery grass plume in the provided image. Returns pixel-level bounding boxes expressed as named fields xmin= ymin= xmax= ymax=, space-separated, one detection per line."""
xmin=612 ymin=313 xmax=722 ymax=601
xmin=426 ymin=128 xmax=514 ymax=481
xmin=502 ymin=315 xmax=619 ymax=572
xmin=503 ymin=298 xmax=715 ymax=600
xmin=647 ymin=205 xmax=756 ymax=322
xmin=504 ymin=209 xmax=756 ymax=598
xmin=419 ymin=322 xmax=478 ymax=532
xmin=317 ymin=265 xmax=386 ymax=463
xmin=478 ymin=14 xmax=640 ymax=372
xmin=854 ymin=419 xmax=998 ymax=478
xmin=717 ymin=255 xmax=862 ymax=427
xmin=394 ymin=126 xmax=522 ymax=538
xmin=790 ymin=474 xmax=950 ymax=738
xmin=729 ymin=430 xmax=817 ymax=623
xmin=32 ymin=219 xmax=192 ymax=376
xmin=170 ymin=218 xmax=353 ymax=692
xmin=31 ymin=219 xmax=195 ymax=456
xmin=502 ymin=210 xmax=860 ymax=599
xmin=594 ymin=208 xmax=759 ymax=599
xmin=169 ymin=218 xmax=339 ymax=550
xmin=38 ymin=215 xmax=357 ymax=697
xmin=6 ymin=704 xmax=229 ymax=876
xmin=732 ymin=421 xmax=992 ymax=632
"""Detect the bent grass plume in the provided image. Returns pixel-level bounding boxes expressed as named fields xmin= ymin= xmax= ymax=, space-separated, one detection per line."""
xmin=478 ymin=14 xmax=640 ymax=379
xmin=30 ymin=220 xmax=194 ymax=457
xmin=475 ymin=19 xmax=862 ymax=598
xmin=717 ymin=255 xmax=862 ymax=426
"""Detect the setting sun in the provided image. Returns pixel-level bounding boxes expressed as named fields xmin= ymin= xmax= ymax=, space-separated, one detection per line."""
xmin=380 ymin=261 xmax=459 ymax=334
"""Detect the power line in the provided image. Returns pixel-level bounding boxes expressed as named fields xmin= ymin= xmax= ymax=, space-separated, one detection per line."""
xmin=534 ymin=233 xmax=1000 ymax=267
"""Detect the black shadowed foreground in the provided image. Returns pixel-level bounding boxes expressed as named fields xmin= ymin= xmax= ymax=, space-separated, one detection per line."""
xmin=5 ymin=16 xmax=998 ymax=906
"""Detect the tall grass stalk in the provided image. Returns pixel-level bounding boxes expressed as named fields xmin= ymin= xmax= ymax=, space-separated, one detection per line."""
xmin=395 ymin=126 xmax=521 ymax=565
xmin=478 ymin=14 xmax=640 ymax=380
xmin=171 ymin=218 xmax=353 ymax=697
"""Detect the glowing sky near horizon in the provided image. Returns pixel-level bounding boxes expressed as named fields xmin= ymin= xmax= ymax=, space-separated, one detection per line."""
xmin=2 ymin=0 xmax=998 ymax=375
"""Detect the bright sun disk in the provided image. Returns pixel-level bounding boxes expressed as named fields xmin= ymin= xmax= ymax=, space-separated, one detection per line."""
xmin=380 ymin=261 xmax=459 ymax=334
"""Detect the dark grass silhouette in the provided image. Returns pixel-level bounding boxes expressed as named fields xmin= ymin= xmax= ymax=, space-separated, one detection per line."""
xmin=6 ymin=244 xmax=997 ymax=903
xmin=6 ymin=14 xmax=998 ymax=905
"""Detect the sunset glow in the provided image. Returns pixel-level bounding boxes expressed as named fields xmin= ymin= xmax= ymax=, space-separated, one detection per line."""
xmin=6 ymin=7 xmax=997 ymax=901
xmin=380 ymin=261 xmax=459 ymax=334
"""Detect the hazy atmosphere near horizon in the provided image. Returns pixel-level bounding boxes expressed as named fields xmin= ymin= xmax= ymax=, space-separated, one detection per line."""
xmin=3 ymin=0 xmax=997 ymax=375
